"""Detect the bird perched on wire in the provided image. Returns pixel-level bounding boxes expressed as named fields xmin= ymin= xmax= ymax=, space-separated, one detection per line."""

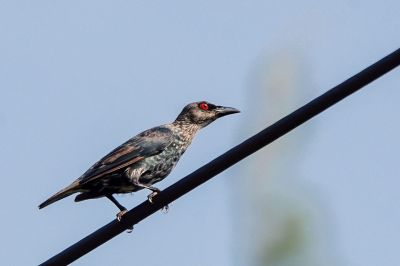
xmin=39 ymin=101 xmax=239 ymax=220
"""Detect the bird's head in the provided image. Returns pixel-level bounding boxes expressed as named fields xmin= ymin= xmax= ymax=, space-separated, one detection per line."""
xmin=175 ymin=101 xmax=240 ymax=127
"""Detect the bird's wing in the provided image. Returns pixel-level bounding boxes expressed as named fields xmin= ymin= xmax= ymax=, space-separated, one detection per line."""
xmin=78 ymin=126 xmax=173 ymax=185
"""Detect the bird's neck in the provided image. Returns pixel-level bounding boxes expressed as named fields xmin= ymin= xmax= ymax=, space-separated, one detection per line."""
xmin=168 ymin=121 xmax=202 ymax=143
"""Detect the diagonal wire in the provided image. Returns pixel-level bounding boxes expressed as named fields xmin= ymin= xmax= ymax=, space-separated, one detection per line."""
xmin=40 ymin=48 xmax=400 ymax=265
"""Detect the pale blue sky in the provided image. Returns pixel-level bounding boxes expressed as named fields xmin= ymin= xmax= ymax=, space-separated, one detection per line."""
xmin=0 ymin=1 xmax=399 ymax=265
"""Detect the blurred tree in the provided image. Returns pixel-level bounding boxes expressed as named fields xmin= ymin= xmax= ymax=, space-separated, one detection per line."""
xmin=233 ymin=48 xmax=339 ymax=266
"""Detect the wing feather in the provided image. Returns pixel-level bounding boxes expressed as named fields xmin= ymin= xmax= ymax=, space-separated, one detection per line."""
xmin=78 ymin=126 xmax=173 ymax=185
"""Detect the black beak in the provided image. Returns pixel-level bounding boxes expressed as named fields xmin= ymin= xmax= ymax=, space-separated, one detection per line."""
xmin=215 ymin=106 xmax=240 ymax=117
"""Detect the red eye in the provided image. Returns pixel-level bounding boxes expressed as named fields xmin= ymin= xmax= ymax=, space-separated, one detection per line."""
xmin=199 ymin=102 xmax=209 ymax=110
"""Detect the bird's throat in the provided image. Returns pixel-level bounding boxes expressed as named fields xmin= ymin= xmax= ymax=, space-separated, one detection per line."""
xmin=168 ymin=121 xmax=201 ymax=145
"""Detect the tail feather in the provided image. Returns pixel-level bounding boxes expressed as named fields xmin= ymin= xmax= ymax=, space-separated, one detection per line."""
xmin=38 ymin=181 xmax=81 ymax=209
xmin=74 ymin=192 xmax=104 ymax=202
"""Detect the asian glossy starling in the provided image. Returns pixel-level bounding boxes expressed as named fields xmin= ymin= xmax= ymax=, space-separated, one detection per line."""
xmin=39 ymin=101 xmax=239 ymax=220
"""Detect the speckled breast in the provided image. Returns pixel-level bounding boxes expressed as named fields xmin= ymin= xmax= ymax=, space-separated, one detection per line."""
xmin=137 ymin=139 xmax=189 ymax=185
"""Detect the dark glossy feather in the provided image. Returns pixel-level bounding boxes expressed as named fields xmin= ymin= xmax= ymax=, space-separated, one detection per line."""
xmin=79 ymin=126 xmax=173 ymax=184
xmin=38 ymin=126 xmax=173 ymax=209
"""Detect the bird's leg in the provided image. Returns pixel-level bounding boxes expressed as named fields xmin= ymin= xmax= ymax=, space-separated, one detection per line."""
xmin=106 ymin=194 xmax=133 ymax=232
xmin=106 ymin=195 xmax=127 ymax=221
xmin=131 ymin=179 xmax=160 ymax=202
xmin=132 ymin=179 xmax=168 ymax=211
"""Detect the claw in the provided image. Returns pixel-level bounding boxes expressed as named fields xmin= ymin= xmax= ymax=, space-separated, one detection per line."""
xmin=147 ymin=191 xmax=159 ymax=203
xmin=116 ymin=210 xmax=128 ymax=221
xmin=117 ymin=210 xmax=133 ymax=233
xmin=161 ymin=204 xmax=169 ymax=214
xmin=126 ymin=225 xmax=134 ymax=233
xmin=116 ymin=210 xmax=134 ymax=232
xmin=147 ymin=190 xmax=170 ymax=213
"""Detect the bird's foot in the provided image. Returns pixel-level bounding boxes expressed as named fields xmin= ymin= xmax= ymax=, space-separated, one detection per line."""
xmin=126 ymin=225 xmax=134 ymax=233
xmin=161 ymin=204 xmax=169 ymax=214
xmin=147 ymin=189 xmax=169 ymax=213
xmin=116 ymin=210 xmax=134 ymax=232
xmin=147 ymin=189 xmax=160 ymax=203
xmin=116 ymin=209 xmax=128 ymax=221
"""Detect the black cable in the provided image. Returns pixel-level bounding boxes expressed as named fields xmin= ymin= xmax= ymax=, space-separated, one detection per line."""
xmin=40 ymin=48 xmax=400 ymax=265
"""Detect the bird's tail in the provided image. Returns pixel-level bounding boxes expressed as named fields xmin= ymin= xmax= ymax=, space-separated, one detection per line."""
xmin=38 ymin=180 xmax=81 ymax=209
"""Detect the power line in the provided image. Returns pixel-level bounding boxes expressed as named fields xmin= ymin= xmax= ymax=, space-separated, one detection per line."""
xmin=40 ymin=48 xmax=400 ymax=265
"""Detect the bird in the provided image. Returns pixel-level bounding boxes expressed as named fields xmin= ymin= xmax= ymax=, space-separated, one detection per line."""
xmin=39 ymin=101 xmax=239 ymax=221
